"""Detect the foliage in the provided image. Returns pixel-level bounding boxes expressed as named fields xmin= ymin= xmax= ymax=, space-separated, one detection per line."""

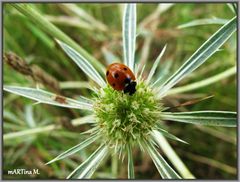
xmin=3 ymin=3 xmax=237 ymax=179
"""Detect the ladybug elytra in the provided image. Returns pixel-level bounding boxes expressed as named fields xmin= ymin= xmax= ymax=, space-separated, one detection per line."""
xmin=106 ymin=63 xmax=137 ymax=95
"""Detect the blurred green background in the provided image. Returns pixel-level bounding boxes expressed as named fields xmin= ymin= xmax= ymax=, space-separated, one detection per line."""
xmin=3 ymin=3 xmax=237 ymax=179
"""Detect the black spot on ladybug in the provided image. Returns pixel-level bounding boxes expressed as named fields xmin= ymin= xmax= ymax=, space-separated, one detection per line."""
xmin=123 ymin=67 xmax=128 ymax=71
xmin=114 ymin=73 xmax=119 ymax=79
xmin=106 ymin=71 xmax=109 ymax=76
xmin=112 ymin=83 xmax=116 ymax=87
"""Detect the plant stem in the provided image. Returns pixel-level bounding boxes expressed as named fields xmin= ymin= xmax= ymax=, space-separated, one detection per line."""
xmin=4 ymin=124 xmax=60 ymax=140
xmin=127 ymin=144 xmax=135 ymax=179
xmin=3 ymin=115 xmax=94 ymax=140
xmin=153 ymin=132 xmax=195 ymax=179
xmin=111 ymin=154 xmax=118 ymax=178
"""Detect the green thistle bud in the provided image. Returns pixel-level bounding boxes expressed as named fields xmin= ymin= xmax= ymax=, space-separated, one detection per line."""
xmin=93 ymin=81 xmax=163 ymax=153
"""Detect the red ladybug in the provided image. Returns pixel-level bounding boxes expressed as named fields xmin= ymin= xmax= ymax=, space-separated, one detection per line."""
xmin=106 ymin=63 xmax=137 ymax=95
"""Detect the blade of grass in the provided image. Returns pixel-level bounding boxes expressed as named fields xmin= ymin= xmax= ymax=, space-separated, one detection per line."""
xmin=127 ymin=144 xmax=135 ymax=179
xmin=46 ymin=15 xmax=95 ymax=30
xmin=12 ymin=4 xmax=105 ymax=75
xmin=4 ymin=110 xmax=25 ymax=125
xmin=185 ymin=152 xmax=237 ymax=175
xmin=142 ymin=139 xmax=181 ymax=179
xmin=67 ymin=144 xmax=108 ymax=179
xmin=25 ymin=105 xmax=36 ymax=128
xmin=60 ymin=4 xmax=108 ymax=32
xmin=46 ymin=134 xmax=100 ymax=165
xmin=4 ymin=86 xmax=93 ymax=110
xmin=4 ymin=123 xmax=26 ymax=131
xmin=167 ymin=66 xmax=236 ymax=95
xmin=9 ymin=141 xmax=33 ymax=164
xmin=56 ymin=39 xmax=106 ymax=88
xmin=13 ymin=15 xmax=80 ymax=77
xmin=227 ymin=3 xmax=237 ymax=14
xmin=4 ymin=124 xmax=61 ymax=141
xmin=4 ymin=115 xmax=95 ymax=141
xmin=177 ymin=18 xmax=229 ymax=29
xmin=194 ymin=125 xmax=236 ymax=144
xmin=25 ymin=21 xmax=54 ymax=48
xmin=151 ymin=130 xmax=195 ymax=179
xmin=4 ymin=28 xmax=25 ymax=57
xmin=139 ymin=4 xmax=174 ymax=28
xmin=158 ymin=16 xmax=236 ymax=98
xmin=123 ymin=3 xmax=136 ymax=71
xmin=162 ymin=111 xmax=237 ymax=127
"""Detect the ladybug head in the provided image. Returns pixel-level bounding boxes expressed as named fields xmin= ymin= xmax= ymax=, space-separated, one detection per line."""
xmin=124 ymin=81 xmax=137 ymax=95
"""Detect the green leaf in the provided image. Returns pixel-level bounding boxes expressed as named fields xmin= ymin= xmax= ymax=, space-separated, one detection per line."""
xmin=4 ymin=115 xmax=95 ymax=141
xmin=46 ymin=134 xmax=99 ymax=165
xmin=151 ymin=131 xmax=195 ymax=179
xmin=152 ymin=129 xmax=188 ymax=144
xmin=11 ymin=4 xmax=105 ymax=74
xmin=25 ymin=21 xmax=54 ymax=48
xmin=123 ymin=3 xmax=136 ymax=71
xmin=67 ymin=145 xmax=108 ymax=179
xmin=177 ymin=18 xmax=229 ymax=29
xmin=71 ymin=115 xmax=96 ymax=125
xmin=127 ymin=144 xmax=135 ymax=179
xmin=162 ymin=111 xmax=237 ymax=127
xmin=158 ymin=16 xmax=237 ymax=98
xmin=139 ymin=4 xmax=174 ymax=29
xmin=59 ymin=81 xmax=93 ymax=91
xmin=3 ymin=110 xmax=25 ymax=125
xmin=56 ymin=39 xmax=106 ymax=88
xmin=60 ymin=4 xmax=108 ymax=32
xmin=167 ymin=66 xmax=236 ymax=95
xmin=227 ymin=3 xmax=237 ymax=14
xmin=142 ymin=139 xmax=181 ymax=179
xmin=25 ymin=105 xmax=36 ymax=128
xmin=4 ymin=86 xmax=92 ymax=110
xmin=46 ymin=15 xmax=95 ymax=31
xmin=146 ymin=45 xmax=167 ymax=84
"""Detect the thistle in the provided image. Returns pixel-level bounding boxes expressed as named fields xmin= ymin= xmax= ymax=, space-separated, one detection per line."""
xmin=4 ymin=3 xmax=237 ymax=179
xmin=93 ymin=81 xmax=164 ymax=154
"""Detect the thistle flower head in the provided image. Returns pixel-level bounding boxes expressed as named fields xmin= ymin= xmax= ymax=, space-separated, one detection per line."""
xmin=93 ymin=81 xmax=163 ymax=152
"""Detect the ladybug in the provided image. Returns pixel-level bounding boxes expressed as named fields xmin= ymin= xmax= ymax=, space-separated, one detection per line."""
xmin=106 ymin=63 xmax=137 ymax=95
